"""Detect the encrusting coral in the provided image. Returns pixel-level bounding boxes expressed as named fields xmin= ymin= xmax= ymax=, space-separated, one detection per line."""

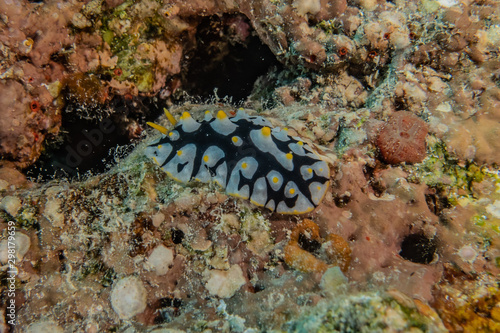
xmin=284 ymin=218 xmax=351 ymax=274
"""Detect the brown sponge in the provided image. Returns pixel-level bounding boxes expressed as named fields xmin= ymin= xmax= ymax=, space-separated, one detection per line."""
xmin=377 ymin=111 xmax=429 ymax=164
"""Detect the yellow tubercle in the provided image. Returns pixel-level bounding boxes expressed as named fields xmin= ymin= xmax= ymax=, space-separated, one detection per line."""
xmin=272 ymin=177 xmax=279 ymax=183
xmin=289 ymin=188 xmax=295 ymax=195
xmin=147 ymin=122 xmax=168 ymax=135
xmin=298 ymin=141 xmax=303 ymax=146
xmin=177 ymin=150 xmax=183 ymax=156
xmin=217 ymin=110 xmax=227 ymax=119
xmin=164 ymin=108 xmax=177 ymax=126
xmin=286 ymin=153 xmax=293 ymax=160
xmin=181 ymin=111 xmax=191 ymax=120
xmin=157 ymin=145 xmax=162 ymax=149
xmin=261 ymin=126 xmax=271 ymax=137
xmin=242 ymin=162 xmax=248 ymax=169
xmin=232 ymin=136 xmax=239 ymax=143
xmin=23 ymin=38 xmax=34 ymax=47
xmin=203 ymin=155 xmax=209 ymax=162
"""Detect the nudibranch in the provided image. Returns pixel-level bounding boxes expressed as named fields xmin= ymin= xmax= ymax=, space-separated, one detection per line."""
xmin=145 ymin=109 xmax=330 ymax=214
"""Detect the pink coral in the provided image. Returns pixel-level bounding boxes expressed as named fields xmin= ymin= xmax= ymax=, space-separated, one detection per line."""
xmin=376 ymin=111 xmax=429 ymax=164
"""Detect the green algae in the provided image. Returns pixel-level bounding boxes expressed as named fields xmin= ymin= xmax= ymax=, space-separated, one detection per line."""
xmin=12 ymin=204 xmax=38 ymax=229
xmin=407 ymin=137 xmax=488 ymax=197
xmin=407 ymin=136 xmax=500 ymax=235
xmin=317 ymin=19 xmax=344 ymax=35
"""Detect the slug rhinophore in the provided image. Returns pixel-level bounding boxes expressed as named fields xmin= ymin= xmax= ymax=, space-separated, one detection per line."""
xmin=146 ymin=109 xmax=330 ymax=214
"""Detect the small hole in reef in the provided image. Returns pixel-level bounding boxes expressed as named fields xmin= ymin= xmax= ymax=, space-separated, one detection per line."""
xmin=171 ymin=228 xmax=185 ymax=244
xmin=334 ymin=193 xmax=351 ymax=208
xmin=399 ymin=233 xmax=437 ymax=264
xmin=425 ymin=192 xmax=452 ymax=216
xmin=298 ymin=232 xmax=322 ymax=254
xmin=253 ymin=283 xmax=266 ymax=292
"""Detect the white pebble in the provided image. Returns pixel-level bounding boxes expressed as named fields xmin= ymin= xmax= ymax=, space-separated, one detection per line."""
xmin=110 ymin=276 xmax=147 ymax=319
xmin=0 ymin=196 xmax=21 ymax=216
xmin=0 ymin=232 xmax=31 ymax=264
xmin=436 ymin=102 xmax=452 ymax=113
xmin=205 ymin=264 xmax=246 ymax=298
xmin=152 ymin=212 xmax=165 ymax=227
xmin=437 ymin=0 xmax=458 ymax=7
xmin=144 ymin=244 xmax=174 ymax=275
xmin=457 ymin=245 xmax=478 ymax=263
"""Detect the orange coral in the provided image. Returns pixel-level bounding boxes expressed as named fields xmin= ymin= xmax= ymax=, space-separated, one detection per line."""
xmin=284 ymin=219 xmax=351 ymax=274
xmin=29 ymin=100 xmax=41 ymax=113
xmin=324 ymin=233 xmax=351 ymax=273
xmin=284 ymin=219 xmax=328 ymax=274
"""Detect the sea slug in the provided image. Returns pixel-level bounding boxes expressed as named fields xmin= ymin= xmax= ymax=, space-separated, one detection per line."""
xmin=146 ymin=109 xmax=330 ymax=214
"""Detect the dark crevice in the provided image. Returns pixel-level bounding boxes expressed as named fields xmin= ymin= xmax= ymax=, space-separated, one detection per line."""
xmin=298 ymin=232 xmax=322 ymax=254
xmin=180 ymin=14 xmax=282 ymax=104
xmin=25 ymin=95 xmax=163 ymax=181
xmin=399 ymin=233 xmax=437 ymax=264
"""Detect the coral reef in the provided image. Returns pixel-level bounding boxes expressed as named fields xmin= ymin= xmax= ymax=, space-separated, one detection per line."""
xmin=0 ymin=0 xmax=499 ymax=331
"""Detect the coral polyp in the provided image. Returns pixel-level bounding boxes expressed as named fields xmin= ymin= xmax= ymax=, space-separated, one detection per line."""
xmin=29 ymin=100 xmax=41 ymax=113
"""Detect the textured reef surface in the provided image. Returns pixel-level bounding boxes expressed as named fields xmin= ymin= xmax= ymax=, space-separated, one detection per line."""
xmin=0 ymin=0 xmax=499 ymax=332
